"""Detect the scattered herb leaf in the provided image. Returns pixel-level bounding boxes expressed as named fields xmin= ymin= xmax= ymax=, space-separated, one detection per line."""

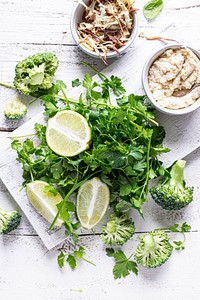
xmin=72 ymin=78 xmax=81 ymax=87
xmin=143 ymin=0 xmax=163 ymax=20
xmin=106 ymin=248 xmax=138 ymax=279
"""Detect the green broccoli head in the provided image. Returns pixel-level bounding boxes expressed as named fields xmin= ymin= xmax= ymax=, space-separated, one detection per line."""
xmin=134 ymin=230 xmax=173 ymax=268
xmin=4 ymin=97 xmax=27 ymax=120
xmin=100 ymin=214 xmax=135 ymax=246
xmin=0 ymin=208 xmax=21 ymax=234
xmin=150 ymin=160 xmax=193 ymax=210
xmin=14 ymin=52 xmax=59 ymax=95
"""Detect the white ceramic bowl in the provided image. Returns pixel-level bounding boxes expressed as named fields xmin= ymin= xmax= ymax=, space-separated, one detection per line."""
xmin=142 ymin=44 xmax=200 ymax=115
xmin=70 ymin=0 xmax=138 ymax=60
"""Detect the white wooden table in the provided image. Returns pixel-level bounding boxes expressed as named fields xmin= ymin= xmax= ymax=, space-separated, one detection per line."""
xmin=0 ymin=1 xmax=200 ymax=299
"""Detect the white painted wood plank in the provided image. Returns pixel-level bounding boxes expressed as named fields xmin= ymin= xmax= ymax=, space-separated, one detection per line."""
xmin=0 ymin=0 xmax=199 ymax=45
xmin=0 ymin=0 xmax=200 ymax=298
xmin=0 ymin=232 xmax=200 ymax=300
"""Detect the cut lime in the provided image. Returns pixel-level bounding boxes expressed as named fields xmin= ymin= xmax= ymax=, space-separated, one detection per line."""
xmin=46 ymin=110 xmax=91 ymax=157
xmin=26 ymin=181 xmax=63 ymax=227
xmin=77 ymin=177 xmax=110 ymax=230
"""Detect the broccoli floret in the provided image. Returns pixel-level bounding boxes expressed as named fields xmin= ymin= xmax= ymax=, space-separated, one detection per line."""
xmin=150 ymin=160 xmax=193 ymax=210
xmin=0 ymin=207 xmax=21 ymax=234
xmin=100 ymin=214 xmax=135 ymax=246
xmin=14 ymin=52 xmax=59 ymax=95
xmin=134 ymin=230 xmax=173 ymax=268
xmin=4 ymin=97 xmax=27 ymax=120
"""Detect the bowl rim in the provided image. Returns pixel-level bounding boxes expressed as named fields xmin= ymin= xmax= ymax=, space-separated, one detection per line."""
xmin=142 ymin=43 xmax=200 ymax=115
xmin=70 ymin=1 xmax=139 ymax=59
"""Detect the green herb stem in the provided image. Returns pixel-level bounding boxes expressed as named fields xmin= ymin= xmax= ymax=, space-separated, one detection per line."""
xmin=0 ymin=81 xmax=15 ymax=90
xmin=8 ymin=133 xmax=37 ymax=140
xmin=56 ymin=95 xmax=78 ymax=104
xmin=138 ymin=134 xmax=152 ymax=203
xmin=60 ymin=88 xmax=70 ymax=107
xmin=81 ymin=256 xmax=96 ymax=266
xmin=81 ymin=61 xmax=106 ymax=81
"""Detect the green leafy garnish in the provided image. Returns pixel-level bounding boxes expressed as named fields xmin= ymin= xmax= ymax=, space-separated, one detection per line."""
xmin=106 ymin=248 xmax=138 ymax=279
xmin=168 ymin=222 xmax=191 ymax=250
xmin=143 ymin=0 xmax=163 ymax=20
xmin=12 ymin=71 xmax=167 ymax=239
xmin=72 ymin=78 xmax=81 ymax=87
xmin=57 ymin=246 xmax=95 ymax=269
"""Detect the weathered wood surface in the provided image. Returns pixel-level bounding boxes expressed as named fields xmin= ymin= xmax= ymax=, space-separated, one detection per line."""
xmin=0 ymin=0 xmax=200 ymax=299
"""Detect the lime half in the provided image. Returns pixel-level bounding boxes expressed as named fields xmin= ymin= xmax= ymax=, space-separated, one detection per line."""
xmin=26 ymin=181 xmax=63 ymax=227
xmin=77 ymin=177 xmax=110 ymax=230
xmin=46 ymin=110 xmax=91 ymax=157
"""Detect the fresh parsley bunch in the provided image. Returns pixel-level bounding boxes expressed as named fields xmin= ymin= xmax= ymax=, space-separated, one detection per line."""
xmin=11 ymin=71 xmax=169 ymax=236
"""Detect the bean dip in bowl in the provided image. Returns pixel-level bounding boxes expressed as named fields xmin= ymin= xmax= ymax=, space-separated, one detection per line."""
xmin=142 ymin=44 xmax=200 ymax=115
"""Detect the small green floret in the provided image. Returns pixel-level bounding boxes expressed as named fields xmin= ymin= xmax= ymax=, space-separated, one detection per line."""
xmin=4 ymin=97 xmax=27 ymax=120
xmin=14 ymin=52 xmax=59 ymax=95
xmin=150 ymin=160 xmax=193 ymax=210
xmin=134 ymin=230 xmax=173 ymax=268
xmin=100 ymin=214 xmax=135 ymax=246
xmin=0 ymin=207 xmax=21 ymax=234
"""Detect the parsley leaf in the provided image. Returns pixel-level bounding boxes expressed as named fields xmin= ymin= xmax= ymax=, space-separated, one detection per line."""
xmin=181 ymin=222 xmax=191 ymax=233
xmin=72 ymin=78 xmax=81 ymax=87
xmin=67 ymin=254 xmax=77 ymax=270
xmin=106 ymin=248 xmax=138 ymax=279
xmin=57 ymin=251 xmax=65 ymax=268
xmin=57 ymin=246 xmax=95 ymax=270
xmin=168 ymin=222 xmax=191 ymax=251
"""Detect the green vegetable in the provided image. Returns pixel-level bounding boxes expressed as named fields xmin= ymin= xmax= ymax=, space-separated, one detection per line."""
xmin=72 ymin=78 xmax=81 ymax=87
xmin=150 ymin=160 xmax=193 ymax=210
xmin=100 ymin=214 xmax=135 ymax=246
xmin=106 ymin=222 xmax=190 ymax=278
xmin=168 ymin=222 xmax=191 ymax=250
xmin=57 ymin=246 xmax=95 ymax=269
xmin=106 ymin=248 xmax=138 ymax=279
xmin=143 ymin=0 xmax=163 ymax=20
xmin=11 ymin=71 xmax=168 ymax=235
xmin=0 ymin=207 xmax=21 ymax=234
xmin=14 ymin=52 xmax=59 ymax=95
xmin=4 ymin=97 xmax=27 ymax=120
xmin=134 ymin=230 xmax=173 ymax=268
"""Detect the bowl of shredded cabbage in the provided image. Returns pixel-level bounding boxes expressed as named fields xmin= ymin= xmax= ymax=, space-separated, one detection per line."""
xmin=71 ymin=0 xmax=138 ymax=65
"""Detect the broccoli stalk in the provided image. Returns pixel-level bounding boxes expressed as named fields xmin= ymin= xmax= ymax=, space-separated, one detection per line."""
xmin=4 ymin=97 xmax=27 ymax=120
xmin=100 ymin=214 xmax=135 ymax=246
xmin=0 ymin=208 xmax=21 ymax=234
xmin=150 ymin=160 xmax=193 ymax=210
xmin=134 ymin=230 xmax=173 ymax=268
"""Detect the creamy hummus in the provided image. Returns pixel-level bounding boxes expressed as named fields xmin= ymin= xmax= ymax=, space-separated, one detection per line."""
xmin=148 ymin=47 xmax=200 ymax=109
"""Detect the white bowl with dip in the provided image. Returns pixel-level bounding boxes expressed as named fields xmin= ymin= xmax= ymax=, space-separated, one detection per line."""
xmin=142 ymin=44 xmax=200 ymax=115
xmin=70 ymin=0 xmax=138 ymax=62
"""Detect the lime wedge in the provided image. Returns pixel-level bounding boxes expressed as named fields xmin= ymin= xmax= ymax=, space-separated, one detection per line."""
xmin=46 ymin=110 xmax=91 ymax=157
xmin=77 ymin=177 xmax=110 ymax=230
xmin=26 ymin=181 xmax=63 ymax=227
